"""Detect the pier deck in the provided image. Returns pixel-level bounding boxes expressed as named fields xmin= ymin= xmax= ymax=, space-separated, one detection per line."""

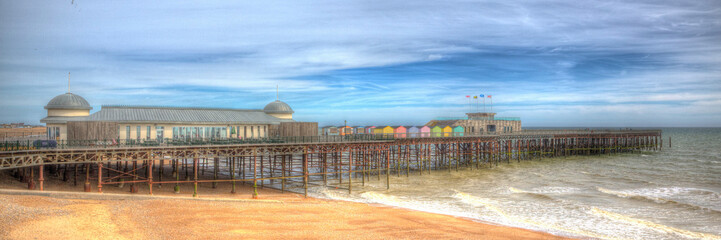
xmin=0 ymin=130 xmax=662 ymax=197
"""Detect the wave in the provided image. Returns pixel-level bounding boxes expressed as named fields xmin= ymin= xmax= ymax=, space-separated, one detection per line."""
xmin=591 ymin=207 xmax=721 ymax=240
xmin=507 ymin=187 xmax=556 ymax=201
xmin=452 ymin=190 xmax=628 ymax=240
xmin=597 ymin=187 xmax=721 ymax=214
xmin=360 ymin=191 xmax=403 ymax=205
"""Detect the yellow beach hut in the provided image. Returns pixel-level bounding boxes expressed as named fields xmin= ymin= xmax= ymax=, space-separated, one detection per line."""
xmin=442 ymin=126 xmax=453 ymax=137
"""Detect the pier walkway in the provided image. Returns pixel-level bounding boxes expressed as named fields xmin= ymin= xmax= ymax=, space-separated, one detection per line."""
xmin=0 ymin=130 xmax=662 ymax=198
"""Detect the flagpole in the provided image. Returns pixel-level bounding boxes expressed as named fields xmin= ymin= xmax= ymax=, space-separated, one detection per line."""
xmin=476 ymin=97 xmax=479 ymax=112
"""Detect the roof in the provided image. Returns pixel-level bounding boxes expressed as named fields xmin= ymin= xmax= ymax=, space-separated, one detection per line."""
xmin=40 ymin=116 xmax=89 ymax=124
xmin=263 ymin=100 xmax=294 ymax=114
xmin=80 ymin=105 xmax=293 ymax=124
xmin=45 ymin=93 xmax=92 ymax=110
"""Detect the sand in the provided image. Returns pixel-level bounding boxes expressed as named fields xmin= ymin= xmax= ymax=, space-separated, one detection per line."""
xmin=0 ymin=171 xmax=571 ymax=240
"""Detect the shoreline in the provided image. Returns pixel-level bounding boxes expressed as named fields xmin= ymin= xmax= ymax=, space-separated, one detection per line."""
xmin=0 ymin=173 xmax=572 ymax=240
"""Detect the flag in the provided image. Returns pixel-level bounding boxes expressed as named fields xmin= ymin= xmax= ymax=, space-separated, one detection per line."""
xmin=473 ymin=96 xmax=477 ymax=99
xmin=466 ymin=95 xmax=470 ymax=98
xmin=479 ymin=94 xmax=484 ymax=98
xmin=487 ymin=95 xmax=492 ymax=98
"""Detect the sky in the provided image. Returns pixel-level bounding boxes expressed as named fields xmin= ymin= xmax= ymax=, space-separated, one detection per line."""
xmin=1 ymin=1 xmax=720 ymax=127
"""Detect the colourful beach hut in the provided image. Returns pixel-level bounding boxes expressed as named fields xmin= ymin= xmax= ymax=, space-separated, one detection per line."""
xmin=407 ymin=126 xmax=419 ymax=138
xmin=453 ymin=126 xmax=465 ymax=137
xmin=327 ymin=126 xmax=339 ymax=136
xmin=382 ymin=126 xmax=394 ymax=137
xmin=442 ymin=126 xmax=453 ymax=137
xmin=393 ymin=126 xmax=407 ymax=138
xmin=372 ymin=127 xmax=384 ymax=135
xmin=340 ymin=126 xmax=353 ymax=136
xmin=366 ymin=126 xmax=376 ymax=135
xmin=354 ymin=126 xmax=366 ymax=134
xmin=431 ymin=126 xmax=443 ymax=137
xmin=420 ymin=126 xmax=431 ymax=137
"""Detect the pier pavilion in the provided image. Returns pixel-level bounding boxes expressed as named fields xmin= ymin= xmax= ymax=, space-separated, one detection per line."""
xmin=40 ymin=92 xmax=309 ymax=141
xmin=426 ymin=112 xmax=521 ymax=135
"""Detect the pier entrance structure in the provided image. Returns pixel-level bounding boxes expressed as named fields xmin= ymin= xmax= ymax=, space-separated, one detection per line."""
xmin=0 ymin=130 xmax=662 ymax=197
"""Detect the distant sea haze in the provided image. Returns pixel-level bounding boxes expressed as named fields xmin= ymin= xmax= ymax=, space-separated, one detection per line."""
xmin=312 ymin=128 xmax=721 ymax=240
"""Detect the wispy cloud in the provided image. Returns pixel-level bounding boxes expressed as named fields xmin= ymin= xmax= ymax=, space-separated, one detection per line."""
xmin=1 ymin=0 xmax=720 ymax=126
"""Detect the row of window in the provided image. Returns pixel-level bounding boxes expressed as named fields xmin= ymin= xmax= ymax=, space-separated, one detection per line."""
xmin=172 ymin=127 xmax=226 ymax=140
xmin=119 ymin=125 xmax=268 ymax=141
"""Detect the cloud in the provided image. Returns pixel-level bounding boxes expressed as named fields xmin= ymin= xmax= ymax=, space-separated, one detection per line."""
xmin=0 ymin=0 xmax=720 ymax=126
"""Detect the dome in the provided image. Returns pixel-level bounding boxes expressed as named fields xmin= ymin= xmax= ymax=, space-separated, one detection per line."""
xmin=44 ymin=93 xmax=92 ymax=110
xmin=263 ymin=100 xmax=294 ymax=114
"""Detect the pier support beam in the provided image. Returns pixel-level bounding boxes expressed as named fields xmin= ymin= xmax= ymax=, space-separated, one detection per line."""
xmin=193 ymin=154 xmax=198 ymax=198
xmin=97 ymin=163 xmax=103 ymax=193
xmin=38 ymin=165 xmax=44 ymax=191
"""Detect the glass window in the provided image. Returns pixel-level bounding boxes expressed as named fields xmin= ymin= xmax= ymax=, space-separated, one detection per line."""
xmin=147 ymin=126 xmax=151 ymax=139
xmin=156 ymin=126 xmax=164 ymax=141
xmin=244 ymin=126 xmax=247 ymax=138
xmin=222 ymin=127 xmax=227 ymax=139
xmin=126 ymin=126 xmax=130 ymax=140
xmin=136 ymin=126 xmax=141 ymax=140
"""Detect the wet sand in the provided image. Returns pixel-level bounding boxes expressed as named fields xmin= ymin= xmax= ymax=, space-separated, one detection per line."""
xmin=0 ymin=171 xmax=571 ymax=240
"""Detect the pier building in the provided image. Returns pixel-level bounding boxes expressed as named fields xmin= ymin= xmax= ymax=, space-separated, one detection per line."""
xmin=40 ymin=92 xmax=312 ymax=141
xmin=426 ymin=112 xmax=521 ymax=135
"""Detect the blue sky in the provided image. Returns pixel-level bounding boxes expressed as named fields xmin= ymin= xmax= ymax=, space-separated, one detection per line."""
xmin=1 ymin=1 xmax=720 ymax=127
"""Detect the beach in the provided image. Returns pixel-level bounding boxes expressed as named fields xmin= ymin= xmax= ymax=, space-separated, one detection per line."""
xmin=0 ymin=173 xmax=569 ymax=240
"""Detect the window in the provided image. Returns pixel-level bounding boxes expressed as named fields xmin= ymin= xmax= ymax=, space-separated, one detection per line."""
xmin=137 ymin=126 xmax=141 ymax=140
xmin=126 ymin=126 xmax=130 ymax=140
xmin=47 ymin=127 xmax=60 ymax=140
xmin=244 ymin=126 xmax=247 ymax=138
xmin=156 ymin=126 xmax=164 ymax=142
xmin=147 ymin=126 xmax=151 ymax=139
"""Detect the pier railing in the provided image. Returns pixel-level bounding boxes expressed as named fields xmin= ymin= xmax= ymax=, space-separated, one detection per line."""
xmin=0 ymin=134 xmax=396 ymax=151
xmin=0 ymin=129 xmax=661 ymax=151
xmin=0 ymin=129 xmax=664 ymax=197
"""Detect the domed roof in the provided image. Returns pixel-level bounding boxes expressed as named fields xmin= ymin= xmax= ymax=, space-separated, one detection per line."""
xmin=44 ymin=93 xmax=92 ymax=110
xmin=263 ymin=100 xmax=294 ymax=114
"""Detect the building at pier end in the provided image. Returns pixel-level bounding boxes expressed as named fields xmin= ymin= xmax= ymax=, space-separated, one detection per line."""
xmin=39 ymin=91 xmax=305 ymax=141
xmin=425 ymin=112 xmax=521 ymax=135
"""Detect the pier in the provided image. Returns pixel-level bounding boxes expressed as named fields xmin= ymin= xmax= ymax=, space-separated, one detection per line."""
xmin=0 ymin=130 xmax=662 ymax=198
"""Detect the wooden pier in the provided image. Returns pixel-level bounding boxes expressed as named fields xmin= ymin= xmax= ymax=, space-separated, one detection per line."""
xmin=0 ymin=130 xmax=662 ymax=197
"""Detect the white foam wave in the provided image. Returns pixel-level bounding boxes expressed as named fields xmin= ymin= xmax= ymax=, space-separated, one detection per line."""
xmin=591 ymin=207 xmax=721 ymax=240
xmin=597 ymin=187 xmax=721 ymax=212
xmin=453 ymin=190 xmax=628 ymax=240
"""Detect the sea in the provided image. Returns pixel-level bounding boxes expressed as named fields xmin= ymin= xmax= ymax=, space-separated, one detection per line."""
xmin=309 ymin=128 xmax=721 ymax=240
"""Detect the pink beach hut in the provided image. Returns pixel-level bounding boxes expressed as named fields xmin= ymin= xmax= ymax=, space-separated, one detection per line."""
xmin=420 ymin=126 xmax=431 ymax=137
xmin=366 ymin=126 xmax=376 ymax=135
xmin=392 ymin=126 xmax=407 ymax=138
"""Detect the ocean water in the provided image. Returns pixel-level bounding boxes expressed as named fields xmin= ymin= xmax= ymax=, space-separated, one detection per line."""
xmin=310 ymin=128 xmax=721 ymax=240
